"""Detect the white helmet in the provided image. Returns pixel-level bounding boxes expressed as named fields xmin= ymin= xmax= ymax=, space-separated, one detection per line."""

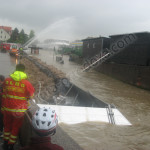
xmin=32 ymin=107 xmax=58 ymax=136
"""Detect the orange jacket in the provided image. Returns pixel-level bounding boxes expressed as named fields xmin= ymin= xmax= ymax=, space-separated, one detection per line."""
xmin=2 ymin=71 xmax=34 ymax=113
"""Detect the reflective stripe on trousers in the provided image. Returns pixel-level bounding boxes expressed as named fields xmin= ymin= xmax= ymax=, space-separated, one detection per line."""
xmin=3 ymin=132 xmax=10 ymax=141
xmin=3 ymin=133 xmax=17 ymax=144
xmin=9 ymin=134 xmax=17 ymax=144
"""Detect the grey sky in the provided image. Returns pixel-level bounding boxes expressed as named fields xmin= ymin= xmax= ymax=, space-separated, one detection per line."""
xmin=0 ymin=0 xmax=150 ymax=41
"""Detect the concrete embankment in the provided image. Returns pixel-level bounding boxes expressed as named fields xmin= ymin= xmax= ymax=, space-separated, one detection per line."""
xmin=19 ymin=55 xmax=83 ymax=150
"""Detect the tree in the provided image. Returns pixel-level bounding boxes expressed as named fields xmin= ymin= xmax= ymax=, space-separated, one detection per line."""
xmin=18 ymin=29 xmax=24 ymax=44
xmin=24 ymin=33 xmax=29 ymax=43
xmin=29 ymin=30 xmax=35 ymax=39
xmin=8 ymin=28 xmax=35 ymax=45
xmin=18 ymin=29 xmax=29 ymax=44
xmin=8 ymin=28 xmax=19 ymax=42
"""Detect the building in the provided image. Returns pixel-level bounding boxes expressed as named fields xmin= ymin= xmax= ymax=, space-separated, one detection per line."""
xmin=108 ymin=32 xmax=150 ymax=66
xmin=0 ymin=26 xmax=12 ymax=42
xmin=82 ymin=32 xmax=150 ymax=90
xmin=82 ymin=37 xmax=110 ymax=58
xmin=82 ymin=32 xmax=150 ymax=66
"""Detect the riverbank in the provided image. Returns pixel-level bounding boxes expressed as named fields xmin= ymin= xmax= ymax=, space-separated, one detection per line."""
xmin=20 ymin=56 xmax=66 ymax=103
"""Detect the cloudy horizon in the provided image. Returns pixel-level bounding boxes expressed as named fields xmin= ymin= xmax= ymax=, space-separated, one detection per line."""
xmin=0 ymin=0 xmax=150 ymax=41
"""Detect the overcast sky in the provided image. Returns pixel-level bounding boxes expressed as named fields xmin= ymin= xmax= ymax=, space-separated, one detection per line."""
xmin=0 ymin=0 xmax=150 ymax=41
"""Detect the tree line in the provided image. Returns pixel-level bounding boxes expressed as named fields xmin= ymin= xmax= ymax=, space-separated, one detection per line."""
xmin=8 ymin=28 xmax=35 ymax=45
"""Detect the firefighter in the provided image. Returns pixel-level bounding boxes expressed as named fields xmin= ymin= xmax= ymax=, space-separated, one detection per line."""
xmin=19 ymin=47 xmax=23 ymax=54
xmin=2 ymin=64 xmax=35 ymax=150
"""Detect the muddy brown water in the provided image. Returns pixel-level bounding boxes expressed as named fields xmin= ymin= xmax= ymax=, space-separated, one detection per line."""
xmin=35 ymin=50 xmax=150 ymax=150
xmin=1 ymin=51 xmax=150 ymax=150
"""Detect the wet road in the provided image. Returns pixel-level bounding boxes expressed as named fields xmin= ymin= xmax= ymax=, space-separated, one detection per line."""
xmin=36 ymin=50 xmax=150 ymax=150
xmin=1 ymin=51 xmax=150 ymax=150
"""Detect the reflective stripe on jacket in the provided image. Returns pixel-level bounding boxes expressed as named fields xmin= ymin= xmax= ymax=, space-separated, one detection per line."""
xmin=1 ymin=107 xmax=27 ymax=113
xmin=3 ymin=94 xmax=27 ymax=100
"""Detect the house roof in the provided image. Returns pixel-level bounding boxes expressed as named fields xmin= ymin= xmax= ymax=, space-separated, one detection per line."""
xmin=0 ymin=26 xmax=12 ymax=35
xmin=0 ymin=26 xmax=12 ymax=31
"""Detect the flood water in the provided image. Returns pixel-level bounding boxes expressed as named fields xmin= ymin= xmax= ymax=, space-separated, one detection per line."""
xmin=1 ymin=51 xmax=150 ymax=150
xmin=36 ymin=50 xmax=150 ymax=150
